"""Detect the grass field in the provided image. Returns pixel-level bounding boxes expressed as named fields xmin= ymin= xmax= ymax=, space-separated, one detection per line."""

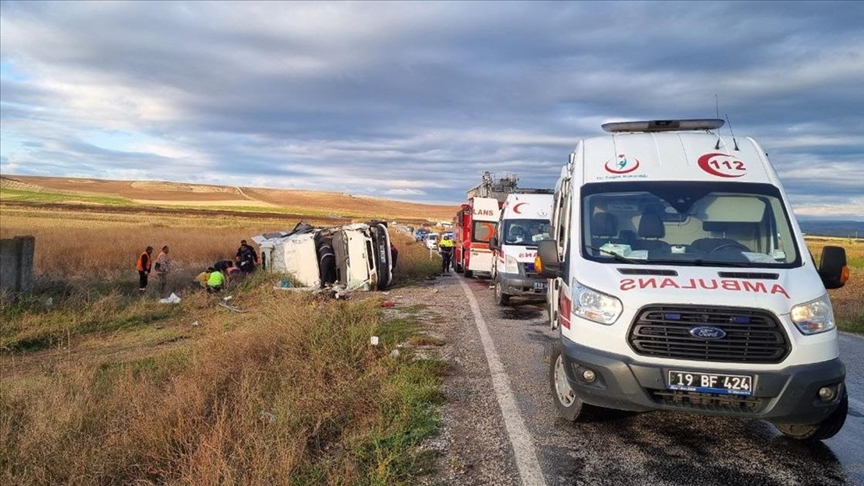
xmin=1 ymin=204 xmax=445 ymax=485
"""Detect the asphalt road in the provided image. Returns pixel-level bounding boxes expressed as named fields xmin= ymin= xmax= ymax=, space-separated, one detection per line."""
xmin=457 ymin=275 xmax=864 ymax=486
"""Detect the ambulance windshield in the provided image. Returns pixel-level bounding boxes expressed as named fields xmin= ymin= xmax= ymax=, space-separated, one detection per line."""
xmin=503 ymin=219 xmax=551 ymax=245
xmin=580 ymin=181 xmax=801 ymax=268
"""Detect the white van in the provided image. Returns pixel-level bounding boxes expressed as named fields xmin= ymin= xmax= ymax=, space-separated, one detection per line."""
xmin=489 ymin=192 xmax=554 ymax=305
xmin=536 ymin=119 xmax=850 ymax=441
xmin=425 ymin=233 xmax=440 ymax=250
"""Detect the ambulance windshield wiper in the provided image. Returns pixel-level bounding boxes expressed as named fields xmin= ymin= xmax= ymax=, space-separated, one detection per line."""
xmin=586 ymin=245 xmax=640 ymax=264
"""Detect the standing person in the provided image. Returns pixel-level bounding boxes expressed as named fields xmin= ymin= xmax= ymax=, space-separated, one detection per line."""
xmin=318 ymin=238 xmax=337 ymax=286
xmin=390 ymin=243 xmax=399 ymax=270
xmin=236 ymin=240 xmax=259 ymax=273
xmin=439 ymin=234 xmax=454 ymax=273
xmin=155 ymin=246 xmax=171 ymax=295
xmin=136 ymin=246 xmax=153 ymax=292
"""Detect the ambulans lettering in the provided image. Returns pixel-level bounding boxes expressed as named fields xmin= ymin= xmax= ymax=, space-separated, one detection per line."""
xmin=474 ymin=209 xmax=494 ymax=216
xmin=619 ymin=278 xmax=790 ymax=298
xmin=518 ymin=252 xmax=537 ymax=259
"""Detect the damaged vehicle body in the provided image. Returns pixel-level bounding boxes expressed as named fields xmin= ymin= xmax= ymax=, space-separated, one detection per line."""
xmin=252 ymin=221 xmax=394 ymax=291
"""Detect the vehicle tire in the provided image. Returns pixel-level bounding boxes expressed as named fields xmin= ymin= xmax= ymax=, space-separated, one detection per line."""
xmin=549 ymin=343 xmax=588 ymax=422
xmin=775 ymin=389 xmax=848 ymax=441
xmin=455 ymin=259 xmax=463 ymax=273
xmin=494 ymin=279 xmax=510 ymax=306
xmin=464 ymin=269 xmax=474 ymax=279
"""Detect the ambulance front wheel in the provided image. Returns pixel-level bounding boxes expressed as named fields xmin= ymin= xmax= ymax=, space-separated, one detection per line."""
xmin=550 ymin=343 xmax=588 ymax=422
xmin=775 ymin=389 xmax=848 ymax=441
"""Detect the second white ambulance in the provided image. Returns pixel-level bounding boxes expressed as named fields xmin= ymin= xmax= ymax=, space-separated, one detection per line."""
xmin=489 ymin=192 xmax=554 ymax=305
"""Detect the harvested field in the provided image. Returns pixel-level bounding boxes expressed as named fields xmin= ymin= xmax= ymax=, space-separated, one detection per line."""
xmin=2 ymin=175 xmax=458 ymax=222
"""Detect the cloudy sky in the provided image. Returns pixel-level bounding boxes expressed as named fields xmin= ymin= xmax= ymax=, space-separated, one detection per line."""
xmin=1 ymin=1 xmax=862 ymax=218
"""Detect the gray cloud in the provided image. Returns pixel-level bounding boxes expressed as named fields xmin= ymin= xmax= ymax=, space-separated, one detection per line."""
xmin=1 ymin=1 xmax=862 ymax=215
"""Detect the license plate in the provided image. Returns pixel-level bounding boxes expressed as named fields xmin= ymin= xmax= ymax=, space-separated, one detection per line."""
xmin=533 ymin=281 xmax=547 ymax=291
xmin=667 ymin=370 xmax=754 ymax=396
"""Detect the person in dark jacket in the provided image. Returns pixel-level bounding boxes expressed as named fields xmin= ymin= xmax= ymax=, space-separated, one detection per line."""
xmin=390 ymin=243 xmax=399 ymax=270
xmin=318 ymin=239 xmax=337 ymax=286
xmin=236 ymin=240 xmax=259 ymax=273
xmin=136 ymin=246 xmax=153 ymax=292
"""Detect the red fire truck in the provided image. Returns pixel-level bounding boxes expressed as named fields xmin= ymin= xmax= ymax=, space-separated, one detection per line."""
xmin=453 ymin=172 xmax=518 ymax=278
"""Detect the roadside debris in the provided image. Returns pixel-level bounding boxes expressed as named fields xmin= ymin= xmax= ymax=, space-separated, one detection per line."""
xmin=218 ymin=296 xmax=245 ymax=313
xmin=380 ymin=301 xmax=396 ymax=307
xmin=370 ymin=336 xmax=380 ymax=346
xmin=159 ymin=293 xmax=181 ymax=304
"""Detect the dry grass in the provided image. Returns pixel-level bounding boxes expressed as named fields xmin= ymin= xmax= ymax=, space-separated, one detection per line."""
xmin=0 ymin=207 xmax=320 ymax=287
xmin=0 ymin=206 xmax=446 ymax=484
xmin=1 ymin=280 xmax=443 ymax=485
xmin=807 ymin=238 xmax=864 ymax=334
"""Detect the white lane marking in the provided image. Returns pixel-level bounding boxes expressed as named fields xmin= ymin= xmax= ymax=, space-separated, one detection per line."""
xmin=849 ymin=397 xmax=864 ymax=416
xmin=457 ymin=275 xmax=547 ymax=486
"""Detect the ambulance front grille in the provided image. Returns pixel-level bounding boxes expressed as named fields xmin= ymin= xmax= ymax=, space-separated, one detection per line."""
xmin=628 ymin=306 xmax=790 ymax=364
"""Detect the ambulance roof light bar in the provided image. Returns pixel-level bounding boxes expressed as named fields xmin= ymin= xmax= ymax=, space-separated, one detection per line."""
xmin=601 ymin=119 xmax=725 ymax=133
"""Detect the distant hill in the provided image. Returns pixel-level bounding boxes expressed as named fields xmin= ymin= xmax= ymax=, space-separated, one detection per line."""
xmin=798 ymin=220 xmax=864 ymax=238
xmin=0 ymin=175 xmax=458 ymax=223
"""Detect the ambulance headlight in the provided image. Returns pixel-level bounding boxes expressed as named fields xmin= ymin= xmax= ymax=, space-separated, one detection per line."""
xmin=790 ymin=294 xmax=835 ymax=335
xmin=505 ymin=255 xmax=519 ymax=273
xmin=573 ymin=282 xmax=622 ymax=325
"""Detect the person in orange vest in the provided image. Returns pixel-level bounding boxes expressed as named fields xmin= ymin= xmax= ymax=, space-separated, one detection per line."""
xmin=136 ymin=246 xmax=153 ymax=292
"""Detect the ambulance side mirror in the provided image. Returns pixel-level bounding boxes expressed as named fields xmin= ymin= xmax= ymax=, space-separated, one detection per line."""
xmin=489 ymin=236 xmax=499 ymax=250
xmin=819 ymin=246 xmax=848 ymax=290
xmin=536 ymin=240 xmax=562 ymax=278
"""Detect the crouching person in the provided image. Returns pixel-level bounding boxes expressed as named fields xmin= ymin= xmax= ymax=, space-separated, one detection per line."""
xmin=196 ymin=267 xmax=214 ymax=289
xmin=207 ymin=268 xmax=227 ymax=293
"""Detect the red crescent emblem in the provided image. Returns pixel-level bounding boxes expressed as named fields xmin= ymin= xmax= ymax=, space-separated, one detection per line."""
xmin=698 ymin=153 xmax=747 ymax=178
xmin=513 ymin=203 xmax=526 ymax=214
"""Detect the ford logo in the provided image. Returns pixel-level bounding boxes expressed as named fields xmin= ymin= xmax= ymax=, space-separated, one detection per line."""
xmin=689 ymin=326 xmax=727 ymax=340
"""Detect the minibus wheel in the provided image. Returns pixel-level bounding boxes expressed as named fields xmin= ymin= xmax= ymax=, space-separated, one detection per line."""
xmin=465 ymin=269 xmax=474 ymax=278
xmin=549 ymin=343 xmax=588 ymax=422
xmin=775 ymin=389 xmax=848 ymax=441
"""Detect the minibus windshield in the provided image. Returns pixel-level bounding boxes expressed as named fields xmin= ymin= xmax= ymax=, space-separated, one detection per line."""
xmin=580 ymin=181 xmax=801 ymax=268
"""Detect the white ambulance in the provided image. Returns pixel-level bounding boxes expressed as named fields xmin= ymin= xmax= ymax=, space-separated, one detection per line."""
xmin=489 ymin=192 xmax=554 ymax=305
xmin=536 ymin=119 xmax=850 ymax=441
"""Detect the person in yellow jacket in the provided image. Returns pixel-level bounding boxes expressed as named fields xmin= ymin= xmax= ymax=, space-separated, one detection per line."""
xmin=438 ymin=234 xmax=455 ymax=273
xmin=207 ymin=268 xmax=227 ymax=293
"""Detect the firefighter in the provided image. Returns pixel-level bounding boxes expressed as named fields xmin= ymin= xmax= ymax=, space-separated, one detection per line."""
xmin=439 ymin=234 xmax=454 ymax=273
